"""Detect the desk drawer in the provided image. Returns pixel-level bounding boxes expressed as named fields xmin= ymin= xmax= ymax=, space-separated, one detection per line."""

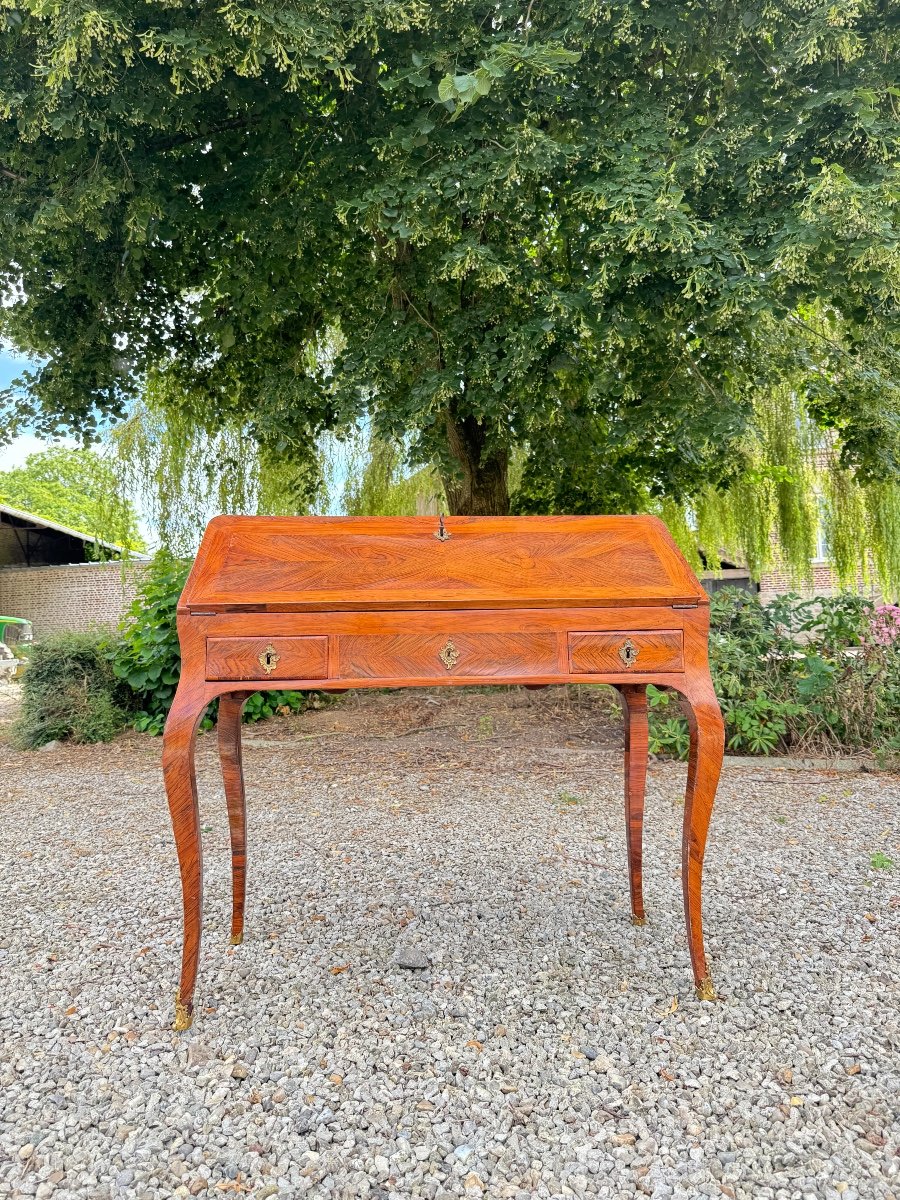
xmin=339 ymin=632 xmax=558 ymax=680
xmin=569 ymin=630 xmax=683 ymax=674
xmin=207 ymin=636 xmax=328 ymax=681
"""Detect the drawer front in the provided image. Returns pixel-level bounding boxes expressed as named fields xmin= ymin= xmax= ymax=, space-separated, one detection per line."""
xmin=206 ymin=636 xmax=328 ymax=681
xmin=569 ymin=630 xmax=683 ymax=674
xmin=339 ymin=632 xmax=558 ymax=680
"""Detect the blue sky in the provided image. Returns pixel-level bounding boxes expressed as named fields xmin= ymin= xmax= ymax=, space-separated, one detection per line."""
xmin=0 ymin=346 xmax=70 ymax=471
xmin=0 ymin=346 xmax=26 ymax=390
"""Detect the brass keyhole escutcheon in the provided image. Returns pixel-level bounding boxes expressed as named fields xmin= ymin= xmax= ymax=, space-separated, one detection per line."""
xmin=618 ymin=638 xmax=639 ymax=669
xmin=259 ymin=644 xmax=280 ymax=675
xmin=439 ymin=639 xmax=460 ymax=671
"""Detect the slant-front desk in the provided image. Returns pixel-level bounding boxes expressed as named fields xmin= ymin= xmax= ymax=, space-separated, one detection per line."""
xmin=163 ymin=515 xmax=725 ymax=1030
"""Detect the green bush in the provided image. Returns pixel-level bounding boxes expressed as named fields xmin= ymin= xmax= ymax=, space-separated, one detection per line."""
xmin=648 ymin=588 xmax=900 ymax=762
xmin=11 ymin=631 xmax=129 ymax=748
xmin=645 ymin=687 xmax=691 ymax=759
xmin=114 ymin=551 xmax=313 ymax=735
xmin=114 ymin=551 xmax=187 ymax=734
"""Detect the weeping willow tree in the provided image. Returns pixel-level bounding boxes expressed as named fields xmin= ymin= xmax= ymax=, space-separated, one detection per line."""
xmin=113 ymin=381 xmax=899 ymax=594
xmin=513 ymin=306 xmax=900 ymax=596
xmin=110 ymin=393 xmax=441 ymax=552
xmin=690 ymin=311 xmax=900 ymax=594
xmin=691 ymin=390 xmax=900 ymax=593
xmin=341 ymin=435 xmax=443 ymax=518
xmin=111 ymin=393 xmax=319 ymax=556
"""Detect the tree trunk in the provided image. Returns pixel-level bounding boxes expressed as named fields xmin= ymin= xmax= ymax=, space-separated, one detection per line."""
xmin=442 ymin=410 xmax=509 ymax=516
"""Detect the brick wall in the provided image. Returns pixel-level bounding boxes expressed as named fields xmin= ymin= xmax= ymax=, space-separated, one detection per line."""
xmin=758 ymin=560 xmax=883 ymax=605
xmin=0 ymin=561 xmax=151 ymax=641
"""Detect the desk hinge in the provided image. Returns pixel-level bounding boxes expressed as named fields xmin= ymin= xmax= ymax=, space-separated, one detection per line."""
xmin=191 ymin=611 xmax=217 ymax=616
xmin=672 ymin=603 xmax=699 ymax=609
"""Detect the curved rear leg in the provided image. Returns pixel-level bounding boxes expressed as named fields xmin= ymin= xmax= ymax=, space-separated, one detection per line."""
xmin=217 ymin=692 xmax=250 ymax=946
xmin=677 ymin=678 xmax=725 ymax=1000
xmin=162 ymin=687 xmax=209 ymax=1031
xmin=620 ymin=685 xmax=649 ymax=925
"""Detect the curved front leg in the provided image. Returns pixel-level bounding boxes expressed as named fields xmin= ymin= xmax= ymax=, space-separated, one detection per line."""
xmin=162 ymin=686 xmax=209 ymax=1031
xmin=217 ymin=692 xmax=250 ymax=946
xmin=619 ymin=685 xmax=648 ymax=925
xmin=678 ymin=677 xmax=725 ymax=1001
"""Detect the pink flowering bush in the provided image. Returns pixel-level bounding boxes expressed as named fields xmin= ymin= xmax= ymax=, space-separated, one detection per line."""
xmin=871 ymin=605 xmax=900 ymax=647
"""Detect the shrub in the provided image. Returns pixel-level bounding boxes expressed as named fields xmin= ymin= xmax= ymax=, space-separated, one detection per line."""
xmin=11 ymin=631 xmax=128 ymax=748
xmin=114 ymin=551 xmax=188 ymax=734
xmin=648 ymin=588 xmax=900 ymax=762
xmin=645 ymin=687 xmax=690 ymax=759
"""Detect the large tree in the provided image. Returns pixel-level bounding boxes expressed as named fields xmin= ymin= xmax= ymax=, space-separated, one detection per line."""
xmin=1 ymin=1 xmax=898 ymax=515
xmin=0 ymin=446 xmax=144 ymax=548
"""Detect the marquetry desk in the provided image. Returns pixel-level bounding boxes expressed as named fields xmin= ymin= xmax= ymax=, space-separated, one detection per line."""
xmin=162 ymin=515 xmax=725 ymax=1030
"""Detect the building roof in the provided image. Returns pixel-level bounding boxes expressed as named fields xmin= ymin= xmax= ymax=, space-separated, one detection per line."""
xmin=0 ymin=501 xmax=146 ymax=564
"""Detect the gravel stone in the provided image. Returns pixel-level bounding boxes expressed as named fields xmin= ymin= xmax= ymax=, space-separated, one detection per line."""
xmin=0 ymin=686 xmax=898 ymax=1200
xmin=392 ymin=946 xmax=430 ymax=970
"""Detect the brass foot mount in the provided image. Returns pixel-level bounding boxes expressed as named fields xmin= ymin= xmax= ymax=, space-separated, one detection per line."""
xmin=173 ymin=990 xmax=193 ymax=1032
xmin=230 ymin=932 xmax=244 ymax=946
xmin=694 ymin=975 xmax=717 ymax=1002
xmin=631 ymin=915 xmax=647 ymax=927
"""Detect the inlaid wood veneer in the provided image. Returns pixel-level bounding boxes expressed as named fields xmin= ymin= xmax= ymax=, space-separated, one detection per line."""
xmin=569 ymin=630 xmax=684 ymax=674
xmin=163 ymin=515 xmax=725 ymax=1030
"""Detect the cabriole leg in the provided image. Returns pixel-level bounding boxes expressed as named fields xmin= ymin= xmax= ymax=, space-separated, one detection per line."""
xmin=217 ymin=692 xmax=249 ymax=946
xmin=678 ymin=678 xmax=725 ymax=1001
xmin=162 ymin=688 xmax=208 ymax=1031
xmin=620 ymin=684 xmax=649 ymax=925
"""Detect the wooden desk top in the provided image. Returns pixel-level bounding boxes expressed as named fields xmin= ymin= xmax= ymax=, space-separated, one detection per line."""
xmin=181 ymin=515 xmax=706 ymax=614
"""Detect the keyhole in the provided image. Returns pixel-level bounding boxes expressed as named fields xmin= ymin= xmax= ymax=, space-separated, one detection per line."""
xmin=618 ymin=638 xmax=639 ymax=668
xmin=259 ymin=644 xmax=280 ymax=674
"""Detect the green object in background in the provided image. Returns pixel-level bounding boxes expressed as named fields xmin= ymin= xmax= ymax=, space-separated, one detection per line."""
xmin=0 ymin=616 xmax=32 ymax=644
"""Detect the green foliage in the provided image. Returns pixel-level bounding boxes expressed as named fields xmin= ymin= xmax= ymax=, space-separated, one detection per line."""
xmin=2 ymin=0 xmax=898 ymax=539
xmin=870 ymin=852 xmax=894 ymax=871
xmin=645 ymin=687 xmax=691 ymax=761
xmin=647 ymin=588 xmax=900 ymax=760
xmin=111 ymin=398 xmax=314 ymax=557
xmin=9 ymin=550 xmax=321 ymax=745
xmin=688 ymin=332 xmax=900 ymax=593
xmin=341 ymin=433 xmax=443 ymax=518
xmin=114 ymin=551 xmax=315 ymax=734
xmin=556 ymin=789 xmax=585 ymax=810
xmin=11 ymin=631 xmax=128 ymax=748
xmin=242 ymin=691 xmax=308 ymax=725
xmin=0 ymin=446 xmax=143 ymax=550
xmin=723 ymin=694 xmax=803 ymax=756
xmin=114 ymin=552 xmax=189 ymax=735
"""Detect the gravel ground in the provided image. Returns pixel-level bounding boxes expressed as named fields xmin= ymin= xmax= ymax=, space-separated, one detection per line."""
xmin=0 ymin=687 xmax=898 ymax=1200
